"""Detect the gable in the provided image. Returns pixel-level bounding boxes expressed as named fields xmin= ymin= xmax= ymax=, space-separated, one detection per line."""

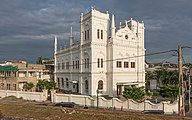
xmin=115 ymin=26 xmax=136 ymax=41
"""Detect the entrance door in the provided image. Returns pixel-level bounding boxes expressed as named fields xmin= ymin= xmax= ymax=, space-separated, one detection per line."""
xmin=117 ymin=85 xmax=122 ymax=95
xmin=72 ymin=83 xmax=79 ymax=93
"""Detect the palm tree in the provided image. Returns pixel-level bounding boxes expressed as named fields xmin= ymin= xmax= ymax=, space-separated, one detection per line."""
xmin=153 ymin=69 xmax=167 ymax=88
xmin=145 ymin=71 xmax=154 ymax=92
xmin=23 ymin=82 xmax=34 ymax=92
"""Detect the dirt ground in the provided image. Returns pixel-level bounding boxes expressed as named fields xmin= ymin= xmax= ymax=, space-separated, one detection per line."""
xmin=0 ymin=96 xmax=191 ymax=120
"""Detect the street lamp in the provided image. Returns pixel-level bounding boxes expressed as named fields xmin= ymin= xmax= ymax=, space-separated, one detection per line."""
xmin=97 ymin=89 xmax=99 ymax=109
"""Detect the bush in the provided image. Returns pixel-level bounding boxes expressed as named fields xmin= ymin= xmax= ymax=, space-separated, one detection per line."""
xmin=159 ymin=85 xmax=178 ymax=100
xmin=146 ymin=92 xmax=153 ymax=97
xmin=123 ymin=86 xmax=145 ymax=101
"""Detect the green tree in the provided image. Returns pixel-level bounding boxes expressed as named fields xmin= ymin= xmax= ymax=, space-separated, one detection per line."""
xmin=123 ymin=86 xmax=145 ymax=101
xmin=145 ymin=71 xmax=154 ymax=92
xmin=36 ymin=79 xmax=56 ymax=92
xmin=153 ymin=69 xmax=166 ymax=87
xmin=159 ymin=85 xmax=178 ymax=101
xmin=23 ymin=82 xmax=34 ymax=91
xmin=183 ymin=63 xmax=192 ymax=68
xmin=153 ymin=69 xmax=179 ymax=86
xmin=163 ymin=70 xmax=178 ymax=86
xmin=36 ymin=56 xmax=43 ymax=64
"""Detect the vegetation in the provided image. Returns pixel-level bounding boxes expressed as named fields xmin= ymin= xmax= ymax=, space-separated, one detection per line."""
xmin=146 ymin=92 xmax=153 ymax=97
xmin=153 ymin=69 xmax=179 ymax=86
xmin=159 ymin=85 xmax=178 ymax=101
xmin=23 ymin=82 xmax=34 ymax=91
xmin=123 ymin=86 xmax=145 ymax=101
xmin=36 ymin=56 xmax=43 ymax=64
xmin=36 ymin=79 xmax=56 ymax=92
xmin=145 ymin=71 xmax=153 ymax=92
xmin=145 ymin=69 xmax=184 ymax=99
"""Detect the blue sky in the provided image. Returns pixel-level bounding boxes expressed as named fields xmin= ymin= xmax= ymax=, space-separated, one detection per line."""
xmin=0 ymin=0 xmax=192 ymax=63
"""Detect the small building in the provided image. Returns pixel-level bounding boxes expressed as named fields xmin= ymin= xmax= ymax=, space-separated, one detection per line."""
xmin=0 ymin=60 xmax=50 ymax=91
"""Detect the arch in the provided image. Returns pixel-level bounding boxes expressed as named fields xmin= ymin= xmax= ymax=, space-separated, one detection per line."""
xmin=96 ymin=23 xmax=105 ymax=30
xmin=75 ymin=56 xmax=79 ymax=60
xmin=96 ymin=23 xmax=105 ymax=40
xmin=98 ymin=80 xmax=103 ymax=90
xmin=95 ymin=51 xmax=105 ymax=59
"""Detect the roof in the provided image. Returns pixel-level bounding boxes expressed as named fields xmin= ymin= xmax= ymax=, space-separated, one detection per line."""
xmin=0 ymin=65 xmax=18 ymax=72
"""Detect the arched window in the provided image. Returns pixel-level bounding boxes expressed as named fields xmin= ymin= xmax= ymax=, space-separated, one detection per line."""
xmin=66 ymin=78 xmax=69 ymax=88
xmin=98 ymin=80 xmax=103 ymax=90
xmin=85 ymin=80 xmax=88 ymax=91
xmin=61 ymin=78 xmax=64 ymax=87
xmin=57 ymin=78 xmax=60 ymax=87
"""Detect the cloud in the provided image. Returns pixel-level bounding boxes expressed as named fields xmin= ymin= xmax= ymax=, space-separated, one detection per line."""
xmin=0 ymin=0 xmax=192 ymax=63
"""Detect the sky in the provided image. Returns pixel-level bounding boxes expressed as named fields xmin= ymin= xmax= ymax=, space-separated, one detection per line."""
xmin=0 ymin=0 xmax=192 ymax=63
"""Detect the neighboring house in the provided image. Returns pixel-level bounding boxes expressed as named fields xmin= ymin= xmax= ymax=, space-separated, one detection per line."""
xmin=146 ymin=61 xmax=178 ymax=72
xmin=42 ymin=59 xmax=54 ymax=81
xmin=145 ymin=61 xmax=178 ymax=91
xmin=54 ymin=8 xmax=145 ymax=97
xmin=0 ymin=60 xmax=50 ymax=91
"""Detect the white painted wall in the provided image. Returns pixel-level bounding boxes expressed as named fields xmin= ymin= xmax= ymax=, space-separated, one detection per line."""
xmin=0 ymin=90 xmax=47 ymax=102
xmin=51 ymin=91 xmax=178 ymax=114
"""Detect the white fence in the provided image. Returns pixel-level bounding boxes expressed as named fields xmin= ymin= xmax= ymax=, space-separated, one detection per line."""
xmin=0 ymin=90 xmax=178 ymax=114
xmin=0 ymin=90 xmax=47 ymax=102
xmin=51 ymin=90 xmax=178 ymax=114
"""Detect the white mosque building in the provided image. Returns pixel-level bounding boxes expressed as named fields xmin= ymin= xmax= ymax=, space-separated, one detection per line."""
xmin=54 ymin=8 xmax=145 ymax=97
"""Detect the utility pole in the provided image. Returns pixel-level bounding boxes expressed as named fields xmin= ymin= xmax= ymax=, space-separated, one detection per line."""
xmin=178 ymin=45 xmax=185 ymax=116
xmin=97 ymin=89 xmax=99 ymax=109
xmin=189 ymin=69 xmax=191 ymax=108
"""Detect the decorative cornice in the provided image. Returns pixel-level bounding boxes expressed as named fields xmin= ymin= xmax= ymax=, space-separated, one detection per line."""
xmin=91 ymin=42 xmax=107 ymax=47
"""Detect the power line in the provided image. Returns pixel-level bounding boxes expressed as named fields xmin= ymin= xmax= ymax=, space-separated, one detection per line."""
xmin=55 ymin=49 xmax=178 ymax=68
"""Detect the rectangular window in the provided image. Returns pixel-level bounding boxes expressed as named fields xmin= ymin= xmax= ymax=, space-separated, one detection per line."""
xmin=13 ymin=84 xmax=16 ymax=90
xmin=101 ymin=58 xmax=103 ymax=68
xmin=87 ymin=58 xmax=89 ymax=68
xmin=73 ymin=61 xmax=75 ymax=69
xmin=58 ymin=63 xmax=60 ymax=70
xmin=66 ymin=62 xmax=69 ymax=69
xmin=101 ymin=30 xmax=103 ymax=39
xmin=97 ymin=58 xmax=100 ymax=68
xmin=62 ymin=62 xmax=65 ymax=70
xmin=85 ymin=31 xmax=86 ymax=40
xmin=116 ymin=61 xmax=122 ymax=68
xmin=97 ymin=29 xmax=100 ymax=39
xmin=7 ymin=84 xmax=10 ymax=90
xmin=131 ymin=62 xmax=135 ymax=68
xmin=39 ymin=72 xmax=41 ymax=78
xmin=124 ymin=62 xmax=129 ymax=68
xmin=7 ymin=72 xmax=11 ymax=77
